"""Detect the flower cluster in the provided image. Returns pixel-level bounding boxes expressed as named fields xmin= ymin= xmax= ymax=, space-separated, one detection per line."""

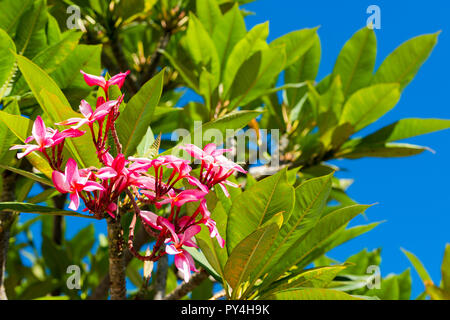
xmin=10 ymin=70 xmax=245 ymax=282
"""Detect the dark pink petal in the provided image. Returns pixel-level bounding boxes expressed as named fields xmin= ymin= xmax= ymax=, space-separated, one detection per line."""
xmin=107 ymin=70 xmax=130 ymax=89
xmin=79 ymin=100 xmax=93 ymax=118
xmin=52 ymin=171 xmax=70 ymax=193
xmin=65 ymin=158 xmax=79 ymax=184
xmin=140 ymin=210 xmax=162 ymax=230
xmin=96 ymin=167 xmax=117 ymax=179
xmin=80 ymin=70 xmax=106 ymax=88
xmin=69 ymin=191 xmax=80 ymax=210
xmin=83 ymin=181 xmax=105 ymax=192
xmin=32 ymin=116 xmax=46 ymax=146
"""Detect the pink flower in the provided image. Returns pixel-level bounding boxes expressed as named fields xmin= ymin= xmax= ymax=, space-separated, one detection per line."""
xmin=52 ymin=158 xmax=105 ymax=210
xmin=80 ymin=70 xmax=130 ymax=93
xmin=165 ymin=217 xmax=201 ymax=282
xmin=181 ymin=143 xmax=231 ymax=164
xmin=156 ymin=189 xmax=207 ymax=208
xmin=10 ymin=116 xmax=84 ymax=159
xmin=56 ymin=100 xmax=118 ymax=129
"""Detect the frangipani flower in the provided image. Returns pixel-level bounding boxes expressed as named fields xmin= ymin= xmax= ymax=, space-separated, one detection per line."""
xmin=56 ymin=99 xmax=118 ymax=129
xmin=10 ymin=116 xmax=84 ymax=159
xmin=52 ymin=158 xmax=104 ymax=210
xmin=156 ymin=189 xmax=207 ymax=208
xmin=80 ymin=70 xmax=130 ymax=93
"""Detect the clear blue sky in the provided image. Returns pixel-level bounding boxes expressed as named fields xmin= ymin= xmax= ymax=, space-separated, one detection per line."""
xmin=241 ymin=0 xmax=450 ymax=297
xmin=18 ymin=0 xmax=450 ymax=298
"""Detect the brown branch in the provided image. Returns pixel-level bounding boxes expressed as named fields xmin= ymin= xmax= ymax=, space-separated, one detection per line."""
xmin=89 ymin=225 xmax=150 ymax=299
xmin=0 ymin=171 xmax=16 ymax=300
xmin=163 ymin=268 xmax=209 ymax=300
xmin=140 ymin=30 xmax=172 ymax=85
xmin=106 ymin=215 xmax=126 ymax=300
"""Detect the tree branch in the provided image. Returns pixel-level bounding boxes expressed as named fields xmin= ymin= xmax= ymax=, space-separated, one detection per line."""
xmin=163 ymin=269 xmax=209 ymax=300
xmin=153 ymin=254 xmax=168 ymax=300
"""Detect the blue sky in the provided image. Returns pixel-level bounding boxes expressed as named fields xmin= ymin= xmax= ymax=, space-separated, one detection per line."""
xmin=17 ymin=0 xmax=450 ymax=298
xmin=241 ymin=0 xmax=450 ymax=297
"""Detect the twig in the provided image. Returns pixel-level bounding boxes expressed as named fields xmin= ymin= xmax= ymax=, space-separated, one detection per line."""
xmin=140 ymin=30 xmax=171 ymax=85
xmin=106 ymin=215 xmax=126 ymax=300
xmin=209 ymin=290 xmax=226 ymax=300
xmin=163 ymin=269 xmax=209 ymax=300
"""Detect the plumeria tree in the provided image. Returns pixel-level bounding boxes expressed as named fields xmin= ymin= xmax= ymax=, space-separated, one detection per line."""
xmin=0 ymin=0 xmax=449 ymax=300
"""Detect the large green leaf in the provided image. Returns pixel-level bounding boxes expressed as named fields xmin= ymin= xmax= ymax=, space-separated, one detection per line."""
xmin=358 ymin=118 xmax=450 ymax=144
xmin=372 ymin=32 xmax=439 ymax=90
xmin=0 ymin=101 xmax=19 ymax=164
xmin=0 ymin=164 xmax=53 ymax=187
xmin=116 ymin=69 xmax=164 ymax=156
xmin=264 ymin=204 xmax=370 ymax=287
xmin=332 ymin=27 xmax=376 ymax=97
xmin=339 ymin=142 xmax=429 ymax=159
xmin=16 ymin=54 xmax=99 ymax=167
xmin=0 ymin=202 xmax=95 ymax=219
xmin=339 ymin=83 xmax=401 ymax=132
xmin=0 ymin=30 xmax=16 ymax=94
xmin=14 ymin=0 xmax=48 ymax=58
xmin=212 ymin=3 xmax=246 ymax=71
xmin=226 ymin=169 xmax=294 ymax=254
xmin=224 ymin=224 xmax=278 ymax=296
xmin=0 ymin=0 xmax=33 ymax=33
xmin=266 ymin=288 xmax=362 ymax=300
xmin=253 ymin=173 xmax=333 ymax=286
xmin=285 ymin=34 xmax=321 ymax=106
xmin=269 ymin=27 xmax=318 ymax=68
xmin=401 ymin=248 xmax=432 ymax=283
xmin=196 ymin=0 xmax=222 ymax=34
xmin=223 ymin=22 xmax=269 ymax=96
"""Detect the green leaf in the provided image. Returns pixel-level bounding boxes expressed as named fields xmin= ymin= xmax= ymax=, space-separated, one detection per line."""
xmin=223 ymin=22 xmax=269 ymax=96
xmin=285 ymin=34 xmax=321 ymax=106
xmin=14 ymin=0 xmax=48 ymax=58
xmin=135 ymin=127 xmax=155 ymax=157
xmin=253 ymin=174 xmax=334 ymax=285
xmin=0 ymin=202 xmax=96 ymax=219
xmin=184 ymin=246 xmax=222 ymax=282
xmin=263 ymin=265 xmax=347 ymax=297
xmin=116 ymin=69 xmax=164 ymax=156
xmin=401 ymin=248 xmax=432 ymax=284
xmin=0 ymin=100 xmax=20 ymax=164
xmin=358 ymin=118 xmax=450 ymax=144
xmin=184 ymin=14 xmax=220 ymax=88
xmin=266 ymin=288 xmax=362 ymax=300
xmin=339 ymin=83 xmax=401 ymax=132
xmin=269 ymin=27 xmax=318 ymax=68
xmin=372 ymin=32 xmax=439 ymax=90
xmin=225 ymin=224 xmax=278 ymax=295
xmin=0 ymin=164 xmax=53 ymax=187
xmin=0 ymin=29 xmax=16 ymax=93
xmin=226 ymin=169 xmax=294 ymax=255
xmin=442 ymin=244 xmax=450 ymax=292
xmin=212 ymin=3 xmax=246 ymax=71
xmin=0 ymin=0 xmax=33 ymax=33
xmin=332 ymin=27 xmax=377 ymax=97
xmin=196 ymin=0 xmax=222 ymax=34
xmin=265 ymin=204 xmax=370 ymax=286
xmin=41 ymin=234 xmax=70 ymax=277
xmin=67 ymin=224 xmax=95 ymax=261
xmin=339 ymin=142 xmax=429 ymax=159
xmin=229 ymin=45 xmax=286 ymax=108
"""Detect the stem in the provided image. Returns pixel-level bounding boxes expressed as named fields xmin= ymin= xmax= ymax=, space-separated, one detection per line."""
xmin=163 ymin=269 xmax=209 ymax=300
xmin=106 ymin=215 xmax=126 ymax=300
xmin=0 ymin=171 xmax=16 ymax=300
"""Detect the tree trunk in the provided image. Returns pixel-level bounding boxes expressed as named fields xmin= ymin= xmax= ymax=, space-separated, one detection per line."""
xmin=106 ymin=215 xmax=126 ymax=300
xmin=0 ymin=171 xmax=16 ymax=300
